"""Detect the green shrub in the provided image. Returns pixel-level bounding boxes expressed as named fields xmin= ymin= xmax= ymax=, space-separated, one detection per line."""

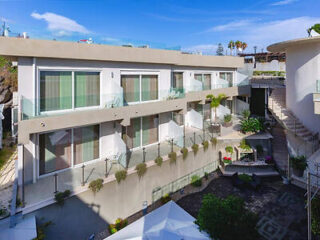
xmin=290 ymin=155 xmax=307 ymax=171
xmin=192 ymin=144 xmax=199 ymax=154
xmin=33 ymin=221 xmax=52 ymax=240
xmin=311 ymin=197 xmax=320 ymax=236
xmin=108 ymin=218 xmax=128 ymax=235
xmin=240 ymin=118 xmax=264 ymax=133
xmin=89 ymin=178 xmax=104 ymax=193
xmin=255 ymin=145 xmax=263 ymax=155
xmin=253 ymin=70 xmax=285 ymax=76
xmin=135 ymin=163 xmax=147 ymax=178
xmin=210 ymin=137 xmax=218 ymax=145
xmin=204 ymin=172 xmax=209 ymax=180
xmin=240 ymin=140 xmax=251 ymax=151
xmin=154 ymin=156 xmax=163 ymax=166
xmin=225 ymin=146 xmax=233 ymax=154
xmin=191 ymin=175 xmax=202 ymax=187
xmin=0 ymin=207 xmax=8 ymax=217
xmin=242 ymin=109 xmax=250 ymax=119
xmin=223 ymin=159 xmax=232 ymax=164
xmin=115 ymin=170 xmax=127 ymax=183
xmin=224 ymin=114 xmax=232 ymax=123
xmin=180 ymin=147 xmax=188 ymax=159
xmin=168 ymin=151 xmax=177 ymax=164
xmin=195 ymin=194 xmax=259 ymax=240
xmin=238 ymin=174 xmax=252 ymax=183
xmin=202 ymin=140 xmax=209 ymax=151
xmin=161 ymin=193 xmax=171 ymax=204
xmin=54 ymin=190 xmax=71 ymax=206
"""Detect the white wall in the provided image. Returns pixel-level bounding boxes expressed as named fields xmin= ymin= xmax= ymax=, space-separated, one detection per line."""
xmin=243 ymin=60 xmax=286 ymax=73
xmin=286 ymin=42 xmax=320 ymax=135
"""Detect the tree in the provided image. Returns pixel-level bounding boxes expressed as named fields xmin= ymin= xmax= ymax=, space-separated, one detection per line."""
xmin=241 ymin=42 xmax=248 ymax=52
xmin=308 ymin=23 xmax=320 ymax=37
xmin=216 ymin=43 xmax=224 ymax=56
xmin=206 ymin=93 xmax=226 ymax=123
xmin=235 ymin=40 xmax=242 ymax=55
xmin=228 ymin=41 xmax=235 ymax=55
xmin=195 ymin=194 xmax=259 ymax=240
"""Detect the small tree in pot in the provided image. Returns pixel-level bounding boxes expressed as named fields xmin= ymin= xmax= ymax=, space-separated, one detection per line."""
xmin=290 ymin=155 xmax=307 ymax=177
xmin=206 ymin=93 xmax=227 ymax=132
xmin=223 ymin=114 xmax=232 ymax=127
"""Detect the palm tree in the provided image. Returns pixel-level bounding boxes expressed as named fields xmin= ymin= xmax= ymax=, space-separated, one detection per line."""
xmin=241 ymin=42 xmax=248 ymax=52
xmin=235 ymin=40 xmax=242 ymax=55
xmin=206 ymin=93 xmax=227 ymax=124
xmin=228 ymin=41 xmax=235 ymax=55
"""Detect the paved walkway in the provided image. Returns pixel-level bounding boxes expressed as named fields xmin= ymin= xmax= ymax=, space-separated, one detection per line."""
xmin=271 ymin=123 xmax=288 ymax=173
xmin=0 ymin=150 xmax=17 ymax=217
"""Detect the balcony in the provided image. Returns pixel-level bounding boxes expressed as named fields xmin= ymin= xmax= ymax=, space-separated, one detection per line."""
xmin=314 ymin=80 xmax=320 ymax=114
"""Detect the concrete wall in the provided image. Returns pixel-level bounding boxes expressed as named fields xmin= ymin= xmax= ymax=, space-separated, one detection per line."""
xmin=243 ymin=60 xmax=286 ymax=73
xmin=286 ymin=42 xmax=320 ymax=135
xmin=75 ymin=143 xmax=219 ymax=223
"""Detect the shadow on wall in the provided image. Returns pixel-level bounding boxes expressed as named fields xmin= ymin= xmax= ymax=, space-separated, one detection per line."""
xmin=27 ymin=195 xmax=110 ymax=240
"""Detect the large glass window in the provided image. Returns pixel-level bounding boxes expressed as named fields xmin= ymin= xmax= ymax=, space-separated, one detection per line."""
xmin=39 ymin=124 xmax=100 ymax=175
xmin=40 ymin=71 xmax=100 ymax=113
xmin=124 ymin=115 xmax=159 ymax=149
xmin=40 ymin=71 xmax=72 ymax=112
xmin=121 ymin=74 xmax=158 ymax=104
xmin=39 ymin=130 xmax=72 ymax=175
xmin=194 ymin=73 xmax=211 ymax=90
xmin=219 ymin=72 xmax=233 ymax=87
xmin=75 ymin=72 xmax=100 ymax=108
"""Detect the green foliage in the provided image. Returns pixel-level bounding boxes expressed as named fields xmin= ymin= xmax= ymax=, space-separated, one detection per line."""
xmin=0 ymin=207 xmax=8 ymax=217
xmin=33 ymin=221 xmax=52 ymax=240
xmin=135 ymin=163 xmax=147 ymax=178
xmin=191 ymin=175 xmax=202 ymax=187
xmin=240 ymin=118 xmax=264 ymax=133
xmin=115 ymin=170 xmax=127 ymax=183
xmin=195 ymin=194 xmax=259 ymax=240
xmin=253 ymin=70 xmax=286 ymax=76
xmin=240 ymin=139 xmax=251 ymax=151
xmin=255 ymin=145 xmax=263 ymax=155
xmin=54 ymin=190 xmax=71 ymax=206
xmin=0 ymin=145 xmax=16 ymax=171
xmin=311 ymin=197 xmax=320 ymax=236
xmin=207 ymin=94 xmax=227 ymax=109
xmin=89 ymin=178 xmax=104 ymax=193
xmin=225 ymin=146 xmax=233 ymax=154
xmin=224 ymin=114 xmax=232 ymax=123
xmin=192 ymin=144 xmax=199 ymax=154
xmin=168 ymin=151 xmax=177 ymax=164
xmin=238 ymin=174 xmax=252 ymax=183
xmin=204 ymin=172 xmax=209 ymax=180
xmin=108 ymin=218 xmax=128 ymax=235
xmin=154 ymin=156 xmax=163 ymax=166
xmin=242 ymin=109 xmax=251 ymax=120
xmin=161 ymin=193 xmax=171 ymax=204
xmin=180 ymin=147 xmax=188 ymax=160
xmin=202 ymin=140 xmax=209 ymax=151
xmin=290 ymin=155 xmax=307 ymax=171
xmin=210 ymin=137 xmax=218 ymax=145
xmin=223 ymin=159 xmax=232 ymax=164
xmin=0 ymin=56 xmax=18 ymax=91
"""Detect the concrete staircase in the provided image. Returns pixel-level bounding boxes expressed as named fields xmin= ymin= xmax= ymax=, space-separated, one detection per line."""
xmin=271 ymin=123 xmax=288 ymax=173
xmin=268 ymin=88 xmax=315 ymax=142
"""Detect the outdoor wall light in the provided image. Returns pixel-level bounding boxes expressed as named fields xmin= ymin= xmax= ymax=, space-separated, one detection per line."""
xmin=40 ymin=122 xmax=45 ymax=127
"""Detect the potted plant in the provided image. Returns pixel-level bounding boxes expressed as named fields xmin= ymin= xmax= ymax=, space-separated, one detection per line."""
xmin=223 ymin=156 xmax=232 ymax=164
xmin=206 ymin=93 xmax=227 ymax=132
xmin=291 ymin=155 xmax=307 ymax=177
xmin=223 ymin=114 xmax=232 ymax=127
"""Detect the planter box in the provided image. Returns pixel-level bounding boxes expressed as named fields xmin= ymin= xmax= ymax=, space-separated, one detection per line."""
xmin=223 ymin=121 xmax=233 ymax=127
xmin=210 ymin=124 xmax=221 ymax=134
xmin=293 ymin=168 xmax=305 ymax=178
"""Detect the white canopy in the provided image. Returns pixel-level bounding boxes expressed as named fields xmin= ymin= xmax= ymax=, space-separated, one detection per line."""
xmin=105 ymin=201 xmax=210 ymax=240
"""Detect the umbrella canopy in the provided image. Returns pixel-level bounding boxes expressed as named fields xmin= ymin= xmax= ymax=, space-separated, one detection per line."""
xmin=106 ymin=201 xmax=210 ymax=240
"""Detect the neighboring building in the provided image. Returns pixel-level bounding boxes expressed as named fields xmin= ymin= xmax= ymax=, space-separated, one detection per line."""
xmin=0 ymin=37 xmax=250 ymax=217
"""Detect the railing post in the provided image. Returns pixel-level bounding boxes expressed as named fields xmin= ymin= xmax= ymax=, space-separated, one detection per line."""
xmin=105 ymin=158 xmax=108 ymax=177
xmin=294 ymin=119 xmax=296 ymax=136
xmin=54 ymin=173 xmax=58 ymax=194
xmin=143 ymin=147 xmax=146 ymax=163
xmin=81 ymin=164 xmax=85 ymax=186
xmin=203 ymin=127 xmax=205 ymax=141
xmin=158 ymin=143 xmax=160 ymax=157
xmin=183 ymin=125 xmax=186 ymax=148
xmin=193 ymin=132 xmax=196 ymax=145
xmin=171 ymin=139 xmax=174 ymax=152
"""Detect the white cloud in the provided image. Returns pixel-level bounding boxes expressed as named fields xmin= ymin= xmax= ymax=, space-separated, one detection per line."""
xmin=207 ymin=20 xmax=253 ymax=32
xmin=31 ymin=12 xmax=90 ymax=36
xmin=182 ymin=44 xmax=219 ymax=55
xmin=271 ymin=0 xmax=298 ymax=6
xmin=102 ymin=37 xmax=121 ymax=43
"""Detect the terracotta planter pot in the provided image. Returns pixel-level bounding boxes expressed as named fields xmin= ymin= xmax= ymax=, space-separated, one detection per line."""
xmin=223 ymin=121 xmax=233 ymax=127
xmin=293 ymin=168 xmax=305 ymax=178
xmin=211 ymin=124 xmax=221 ymax=134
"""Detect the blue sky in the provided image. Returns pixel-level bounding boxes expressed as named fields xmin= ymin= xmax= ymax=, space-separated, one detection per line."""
xmin=1 ymin=0 xmax=319 ymax=54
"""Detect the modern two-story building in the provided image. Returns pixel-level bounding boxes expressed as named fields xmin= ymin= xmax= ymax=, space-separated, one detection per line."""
xmin=0 ymin=37 xmax=250 ymax=216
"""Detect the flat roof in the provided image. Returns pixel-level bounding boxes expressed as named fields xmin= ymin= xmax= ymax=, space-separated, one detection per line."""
xmin=267 ymin=36 xmax=320 ymax=52
xmin=0 ymin=37 xmax=243 ymax=68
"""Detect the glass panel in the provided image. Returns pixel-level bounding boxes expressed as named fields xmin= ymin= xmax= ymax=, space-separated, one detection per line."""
xmin=39 ymin=130 xmax=72 ymax=175
xmin=74 ymin=125 xmax=100 ymax=165
xmin=194 ymin=74 xmax=202 ymax=82
xmin=172 ymin=112 xmax=184 ymax=126
xmin=121 ymin=75 xmax=140 ymax=103
xmin=142 ymin=75 xmax=158 ymax=101
xmin=142 ymin=115 xmax=159 ymax=146
xmin=75 ymin=72 xmax=100 ymax=108
xmin=203 ymin=104 xmax=211 ymax=120
xmin=173 ymin=72 xmax=184 ymax=93
xmin=219 ymin=72 xmax=233 ymax=87
xmin=40 ymin=71 xmax=72 ymax=112
xmin=126 ymin=118 xmax=141 ymax=149
xmin=203 ymin=74 xmax=211 ymax=90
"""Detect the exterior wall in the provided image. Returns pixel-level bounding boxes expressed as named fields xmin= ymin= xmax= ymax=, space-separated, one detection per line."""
xmin=286 ymin=42 xmax=320 ymax=134
xmin=243 ymin=60 xmax=286 ymax=73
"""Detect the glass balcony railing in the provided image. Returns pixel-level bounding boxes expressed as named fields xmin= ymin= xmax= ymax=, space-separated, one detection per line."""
xmin=316 ymin=80 xmax=320 ymax=93
xmin=20 ymin=88 xmax=185 ymax=120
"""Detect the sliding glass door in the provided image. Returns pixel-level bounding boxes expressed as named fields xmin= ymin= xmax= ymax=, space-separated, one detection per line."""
xmin=194 ymin=73 xmax=211 ymax=90
xmin=39 ymin=71 xmax=100 ymax=113
xmin=219 ymin=72 xmax=233 ymax=87
xmin=121 ymin=74 xmax=158 ymax=104
xmin=172 ymin=72 xmax=184 ymax=93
